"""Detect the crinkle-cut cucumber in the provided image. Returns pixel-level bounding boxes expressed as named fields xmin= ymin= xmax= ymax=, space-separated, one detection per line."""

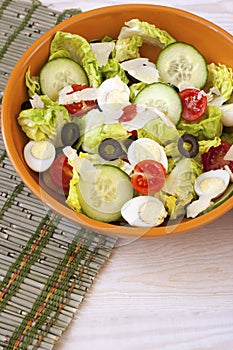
xmin=77 ymin=164 xmax=134 ymax=222
xmin=156 ymin=42 xmax=208 ymax=89
xmin=134 ymin=82 xmax=182 ymax=125
xmin=40 ymin=58 xmax=88 ymax=101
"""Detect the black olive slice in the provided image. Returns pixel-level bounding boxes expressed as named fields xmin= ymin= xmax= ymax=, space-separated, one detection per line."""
xmin=168 ymin=83 xmax=179 ymax=93
xmin=122 ymin=138 xmax=134 ymax=151
xmin=21 ymin=100 xmax=32 ymax=110
xmin=61 ymin=122 xmax=80 ymax=146
xmin=98 ymin=138 xmax=124 ymax=160
xmin=178 ymin=134 xmax=199 ymax=158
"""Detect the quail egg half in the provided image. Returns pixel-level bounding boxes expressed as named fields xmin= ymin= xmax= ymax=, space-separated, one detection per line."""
xmin=24 ymin=140 xmax=56 ymax=172
xmin=194 ymin=169 xmax=230 ymax=199
xmin=97 ymin=75 xmax=130 ymax=116
xmin=121 ymin=196 xmax=167 ymax=227
xmin=127 ymin=137 xmax=168 ymax=170
xmin=186 ymin=169 xmax=230 ymax=218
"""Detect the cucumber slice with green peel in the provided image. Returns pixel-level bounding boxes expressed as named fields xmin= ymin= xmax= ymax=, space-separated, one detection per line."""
xmin=40 ymin=58 xmax=88 ymax=101
xmin=156 ymin=42 xmax=208 ymax=89
xmin=77 ymin=164 xmax=134 ymax=222
xmin=134 ymin=82 xmax=182 ymax=125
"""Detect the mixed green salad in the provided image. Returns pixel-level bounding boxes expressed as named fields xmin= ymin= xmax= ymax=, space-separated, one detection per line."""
xmin=18 ymin=18 xmax=233 ymax=227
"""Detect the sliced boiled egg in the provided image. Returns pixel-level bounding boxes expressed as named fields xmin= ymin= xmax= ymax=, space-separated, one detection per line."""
xmin=186 ymin=169 xmax=230 ymax=218
xmin=186 ymin=197 xmax=213 ymax=218
xmin=121 ymin=196 xmax=167 ymax=227
xmin=194 ymin=169 xmax=230 ymax=199
xmin=120 ymin=58 xmax=159 ymax=84
xmin=220 ymin=103 xmax=233 ymax=127
xmin=224 ymin=165 xmax=233 ymax=182
xmin=127 ymin=137 xmax=168 ymax=170
xmin=24 ymin=140 xmax=56 ymax=172
xmin=97 ymin=75 xmax=130 ymax=118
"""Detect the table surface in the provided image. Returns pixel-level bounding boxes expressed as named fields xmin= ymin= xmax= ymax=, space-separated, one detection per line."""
xmin=40 ymin=1 xmax=233 ymax=349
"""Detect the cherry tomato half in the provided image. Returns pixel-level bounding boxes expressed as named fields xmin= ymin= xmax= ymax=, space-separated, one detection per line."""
xmin=49 ymin=154 xmax=73 ymax=191
xmin=179 ymin=88 xmax=207 ymax=122
xmin=202 ymin=140 xmax=233 ymax=172
xmin=130 ymin=159 xmax=166 ymax=195
xmin=64 ymin=84 xmax=97 ymax=116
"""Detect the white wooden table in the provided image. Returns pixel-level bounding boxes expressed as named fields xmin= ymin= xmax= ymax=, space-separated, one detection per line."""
xmin=41 ymin=1 xmax=233 ymax=349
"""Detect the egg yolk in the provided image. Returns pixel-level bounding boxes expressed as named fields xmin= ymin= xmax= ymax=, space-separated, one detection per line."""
xmin=139 ymin=199 xmax=167 ymax=225
xmin=31 ymin=141 xmax=54 ymax=160
xmin=200 ymin=177 xmax=225 ymax=195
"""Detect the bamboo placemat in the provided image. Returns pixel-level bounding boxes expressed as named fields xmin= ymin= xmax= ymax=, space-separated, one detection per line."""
xmin=0 ymin=1 xmax=117 ymax=349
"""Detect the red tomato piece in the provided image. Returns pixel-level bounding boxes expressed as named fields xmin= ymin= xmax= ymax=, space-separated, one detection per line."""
xmin=202 ymin=140 xmax=233 ymax=172
xmin=119 ymin=104 xmax=137 ymax=122
xmin=64 ymin=84 xmax=97 ymax=116
xmin=130 ymin=159 xmax=166 ymax=194
xmin=49 ymin=154 xmax=73 ymax=191
xmin=179 ymin=88 xmax=207 ymax=122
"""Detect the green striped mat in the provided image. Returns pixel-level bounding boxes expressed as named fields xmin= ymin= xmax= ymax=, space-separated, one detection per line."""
xmin=0 ymin=1 xmax=117 ymax=349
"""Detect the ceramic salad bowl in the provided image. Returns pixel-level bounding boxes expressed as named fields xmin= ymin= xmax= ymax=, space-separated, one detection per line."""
xmin=2 ymin=4 xmax=233 ymax=238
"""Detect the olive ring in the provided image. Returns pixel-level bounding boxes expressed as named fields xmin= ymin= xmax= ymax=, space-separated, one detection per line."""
xmin=177 ymin=134 xmax=199 ymax=158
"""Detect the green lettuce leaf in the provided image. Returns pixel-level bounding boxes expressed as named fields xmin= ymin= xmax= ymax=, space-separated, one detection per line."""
xmin=18 ymin=99 xmax=70 ymax=142
xmin=137 ymin=117 xmax=179 ymax=146
xmin=66 ymin=164 xmax=81 ymax=212
xmin=205 ymin=63 xmax=233 ymax=103
xmin=101 ymin=58 xmax=129 ymax=83
xmin=198 ymin=136 xmax=221 ymax=154
xmin=83 ymin=123 xmax=129 ymax=153
xmin=221 ymin=128 xmax=233 ymax=144
xmin=164 ymin=158 xmax=202 ymax=219
xmin=129 ymin=82 xmax=147 ymax=101
xmin=25 ymin=67 xmax=41 ymax=97
xmin=81 ymin=110 xmax=129 ymax=153
xmin=163 ymin=136 xmax=221 ymax=169
xmin=177 ymin=106 xmax=223 ymax=140
xmin=118 ymin=18 xmax=176 ymax=48
xmin=113 ymin=35 xmax=143 ymax=62
xmin=49 ymin=31 xmax=102 ymax=87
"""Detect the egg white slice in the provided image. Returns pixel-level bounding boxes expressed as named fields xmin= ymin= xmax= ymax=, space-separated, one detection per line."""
xmin=97 ymin=75 xmax=130 ymax=118
xmin=121 ymin=196 xmax=167 ymax=227
xmin=186 ymin=197 xmax=213 ymax=218
xmin=220 ymin=103 xmax=233 ymax=127
xmin=127 ymin=137 xmax=168 ymax=170
xmin=24 ymin=140 xmax=55 ymax=172
xmin=194 ymin=169 xmax=230 ymax=199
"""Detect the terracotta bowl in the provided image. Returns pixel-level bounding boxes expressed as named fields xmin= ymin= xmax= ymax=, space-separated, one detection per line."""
xmin=2 ymin=4 xmax=233 ymax=238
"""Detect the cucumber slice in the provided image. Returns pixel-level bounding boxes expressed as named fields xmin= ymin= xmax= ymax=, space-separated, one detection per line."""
xmin=77 ymin=164 xmax=134 ymax=222
xmin=40 ymin=58 xmax=88 ymax=101
xmin=134 ymin=82 xmax=182 ymax=125
xmin=156 ymin=42 xmax=208 ymax=89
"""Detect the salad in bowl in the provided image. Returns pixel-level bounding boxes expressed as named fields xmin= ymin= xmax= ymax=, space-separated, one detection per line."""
xmin=4 ymin=9 xmax=233 ymax=234
xmin=1 ymin=4 xmax=233 ymax=238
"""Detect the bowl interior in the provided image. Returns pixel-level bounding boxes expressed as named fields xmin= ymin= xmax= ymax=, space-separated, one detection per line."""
xmin=2 ymin=4 xmax=233 ymax=237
